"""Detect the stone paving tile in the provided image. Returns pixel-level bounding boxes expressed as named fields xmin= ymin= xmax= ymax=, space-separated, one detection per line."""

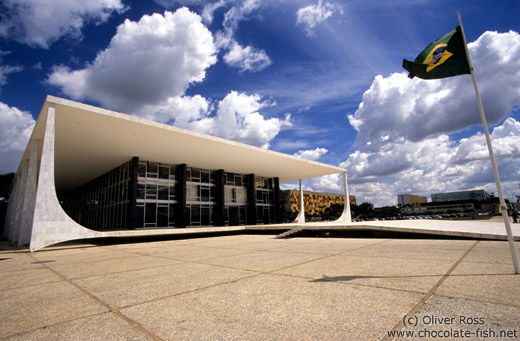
xmin=47 ymin=254 xmax=182 ymax=280
xmin=197 ymin=249 xmax=327 ymax=272
xmin=145 ymin=246 xmax=256 ymax=262
xmin=274 ymin=255 xmax=454 ymax=293
xmin=31 ymin=248 xmax=133 ymax=265
xmin=346 ymin=243 xmax=470 ymax=262
xmin=74 ymin=262 xmax=256 ymax=309
xmin=0 ymin=251 xmax=46 ymax=273
xmin=121 ymin=273 xmax=423 ymax=340
xmin=0 ymin=267 xmax=62 ymax=290
xmin=462 ymin=242 xmax=520 ymax=265
xmin=0 ymin=281 xmax=108 ymax=338
xmin=7 ymin=312 xmax=150 ymax=341
xmin=266 ymin=239 xmax=382 ymax=255
xmin=397 ymin=295 xmax=520 ymax=339
xmin=435 ymin=261 xmax=520 ymax=306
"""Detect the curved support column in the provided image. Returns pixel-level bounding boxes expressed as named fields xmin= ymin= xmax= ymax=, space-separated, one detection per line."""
xmin=336 ymin=171 xmax=352 ymax=223
xmin=29 ymin=104 xmax=105 ymax=252
xmin=293 ymin=179 xmax=305 ymax=223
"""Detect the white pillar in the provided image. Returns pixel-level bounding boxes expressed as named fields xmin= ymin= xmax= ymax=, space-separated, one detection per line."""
xmin=19 ymin=140 xmax=40 ymax=246
xmin=336 ymin=171 xmax=352 ymax=223
xmin=293 ymin=179 xmax=306 ymax=223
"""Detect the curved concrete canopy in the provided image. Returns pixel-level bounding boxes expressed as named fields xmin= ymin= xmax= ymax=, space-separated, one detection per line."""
xmin=25 ymin=96 xmax=345 ymax=193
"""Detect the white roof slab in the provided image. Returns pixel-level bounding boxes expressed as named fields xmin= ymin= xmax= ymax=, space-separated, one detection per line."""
xmin=26 ymin=96 xmax=345 ymax=193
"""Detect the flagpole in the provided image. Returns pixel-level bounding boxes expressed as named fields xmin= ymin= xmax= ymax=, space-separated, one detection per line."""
xmin=457 ymin=11 xmax=520 ymax=274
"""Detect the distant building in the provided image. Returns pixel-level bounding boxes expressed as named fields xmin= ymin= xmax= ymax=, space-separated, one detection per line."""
xmin=397 ymin=194 xmax=427 ymax=207
xmin=281 ymin=190 xmax=356 ymax=215
xmin=431 ymin=190 xmax=489 ymax=203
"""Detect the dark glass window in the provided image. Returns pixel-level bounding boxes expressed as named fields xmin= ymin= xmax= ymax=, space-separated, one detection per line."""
xmin=191 ymin=205 xmax=200 ymax=223
xmin=147 ymin=162 xmax=158 ymax=177
xmin=146 ymin=182 xmax=157 ymax=199
xmin=201 ymin=171 xmax=210 ymax=183
xmin=137 ymin=183 xmax=145 ymax=199
xmin=158 ymin=184 xmax=168 ymax=200
xmin=135 ymin=205 xmax=144 ymax=228
xmin=169 ymin=203 xmax=176 ymax=226
xmin=159 ymin=165 xmax=169 ymax=179
xmin=201 ymin=206 xmax=210 ymax=225
xmin=138 ymin=162 xmax=146 ymax=177
xmin=157 ymin=205 xmax=168 ymax=227
xmin=201 ymin=186 xmax=210 ymax=202
xmin=145 ymin=203 xmax=156 ymax=224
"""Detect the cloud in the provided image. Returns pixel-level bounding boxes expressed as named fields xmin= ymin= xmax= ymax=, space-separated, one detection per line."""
xmin=304 ymin=31 xmax=520 ymax=207
xmin=222 ymin=41 xmax=272 ymax=72
xmin=348 ymin=31 xmax=520 ymax=144
xmin=296 ymin=0 xmax=341 ymax=36
xmin=215 ymin=0 xmax=272 ymax=72
xmin=0 ymin=0 xmax=126 ymax=48
xmin=0 ymin=102 xmax=35 ymax=173
xmin=0 ymin=65 xmax=23 ymax=88
xmin=47 ymin=8 xmax=287 ymax=149
xmin=331 ymin=118 xmax=520 ymax=207
xmin=183 ymin=91 xmax=291 ymax=148
xmin=293 ymin=147 xmax=328 ymax=161
xmin=47 ymin=8 xmax=218 ymax=114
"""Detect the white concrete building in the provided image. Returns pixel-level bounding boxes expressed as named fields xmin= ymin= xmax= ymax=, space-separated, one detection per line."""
xmin=4 ymin=96 xmax=351 ymax=251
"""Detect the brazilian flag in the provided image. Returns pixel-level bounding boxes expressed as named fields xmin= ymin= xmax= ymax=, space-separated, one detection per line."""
xmin=402 ymin=26 xmax=470 ymax=79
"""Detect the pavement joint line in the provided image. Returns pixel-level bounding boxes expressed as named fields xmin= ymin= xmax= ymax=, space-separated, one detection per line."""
xmin=117 ymin=272 xmax=263 ymax=310
xmin=26 ymin=253 xmax=164 ymax=341
xmin=4 ymin=311 xmax=121 ymax=339
xmin=432 ymin=292 xmax=520 ymax=308
xmin=382 ymin=240 xmax=480 ymax=341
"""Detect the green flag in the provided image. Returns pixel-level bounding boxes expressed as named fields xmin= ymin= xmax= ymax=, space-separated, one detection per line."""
xmin=402 ymin=26 xmax=470 ymax=79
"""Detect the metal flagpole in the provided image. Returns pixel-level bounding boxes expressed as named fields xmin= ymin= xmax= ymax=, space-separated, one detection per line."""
xmin=458 ymin=11 xmax=520 ymax=274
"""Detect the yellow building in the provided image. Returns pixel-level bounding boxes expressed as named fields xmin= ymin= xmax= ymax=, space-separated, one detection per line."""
xmin=283 ymin=190 xmax=356 ymax=215
xmin=397 ymin=194 xmax=427 ymax=207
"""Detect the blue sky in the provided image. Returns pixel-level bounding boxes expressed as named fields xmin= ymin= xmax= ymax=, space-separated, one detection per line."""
xmin=1 ymin=0 xmax=519 ymax=206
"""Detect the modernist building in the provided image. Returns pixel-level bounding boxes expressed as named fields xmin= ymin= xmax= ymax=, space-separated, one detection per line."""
xmin=431 ymin=190 xmax=490 ymax=202
xmin=4 ymin=96 xmax=351 ymax=251
xmin=281 ymin=190 xmax=356 ymax=216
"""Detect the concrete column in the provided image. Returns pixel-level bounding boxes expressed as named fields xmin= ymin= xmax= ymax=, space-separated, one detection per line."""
xmin=273 ymin=177 xmax=281 ymax=223
xmin=293 ymin=179 xmax=305 ymax=223
xmin=10 ymin=160 xmax=29 ymax=243
xmin=246 ymin=174 xmax=257 ymax=225
xmin=214 ymin=169 xmax=225 ymax=226
xmin=19 ymin=140 xmax=40 ymax=245
xmin=176 ymin=164 xmax=187 ymax=227
xmin=336 ymin=171 xmax=352 ymax=223
xmin=127 ymin=156 xmax=139 ymax=229
xmin=29 ymin=103 xmax=103 ymax=251
xmin=4 ymin=173 xmax=21 ymax=240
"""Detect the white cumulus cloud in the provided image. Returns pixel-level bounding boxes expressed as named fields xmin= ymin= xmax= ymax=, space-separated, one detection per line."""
xmin=293 ymin=147 xmax=328 ymax=161
xmin=185 ymin=91 xmax=291 ymax=148
xmin=319 ymin=30 xmax=520 ymax=207
xmin=296 ymin=0 xmax=341 ymax=36
xmin=0 ymin=102 xmax=35 ymax=173
xmin=215 ymin=0 xmax=272 ymax=72
xmin=223 ymin=41 xmax=272 ymax=72
xmin=47 ymin=8 xmax=218 ymax=114
xmin=0 ymin=0 xmax=126 ymax=48
xmin=348 ymin=31 xmax=520 ymax=144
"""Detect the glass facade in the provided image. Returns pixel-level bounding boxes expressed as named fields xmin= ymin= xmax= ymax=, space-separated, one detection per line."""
xmin=135 ymin=161 xmax=177 ymax=229
xmin=224 ymin=172 xmax=248 ymax=225
xmin=61 ymin=160 xmax=132 ymax=231
xmin=61 ymin=157 xmax=280 ymax=230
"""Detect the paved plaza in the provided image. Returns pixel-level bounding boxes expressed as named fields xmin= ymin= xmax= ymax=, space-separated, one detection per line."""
xmin=1 ymin=232 xmax=519 ymax=340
